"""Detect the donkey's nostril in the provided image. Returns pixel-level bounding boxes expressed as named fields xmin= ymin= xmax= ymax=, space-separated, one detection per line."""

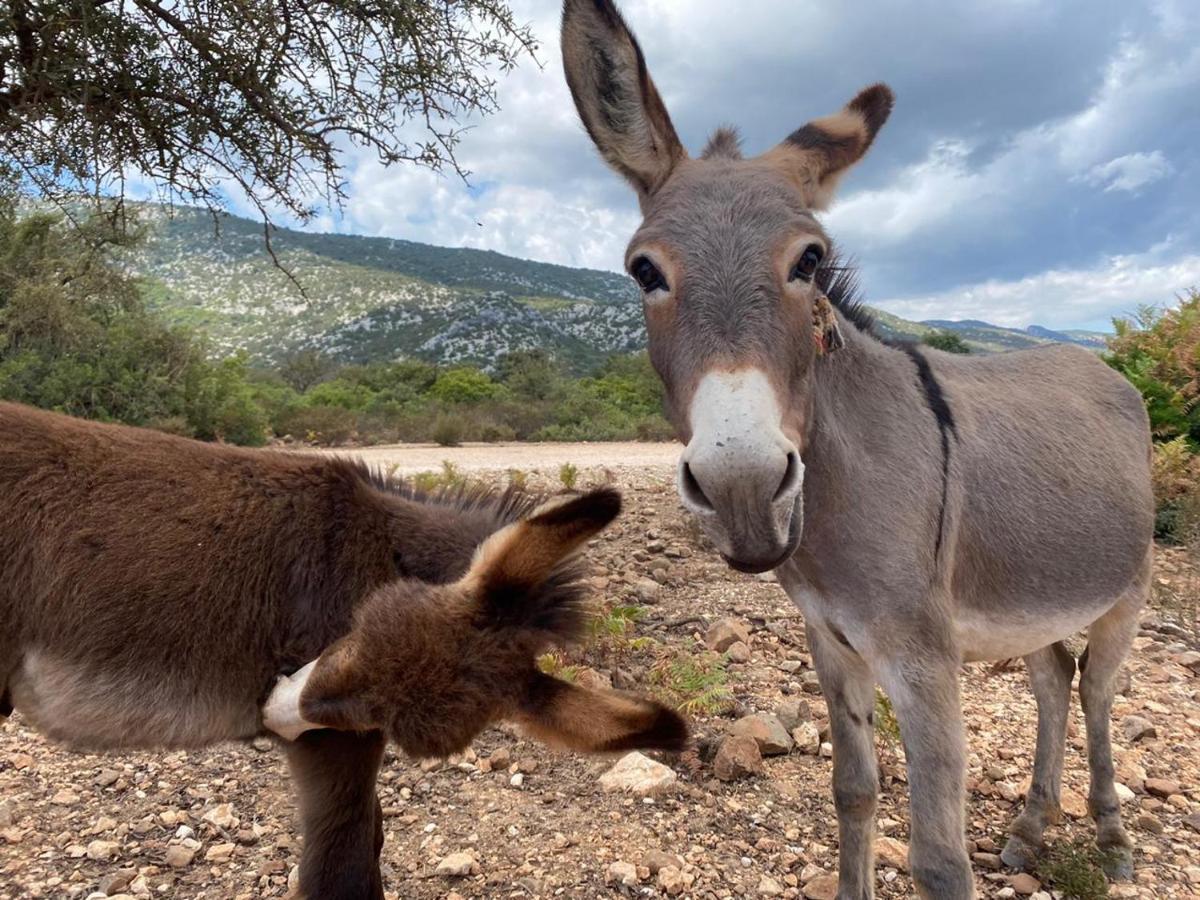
xmin=773 ymin=450 xmax=803 ymax=503
xmin=679 ymin=461 xmax=715 ymax=512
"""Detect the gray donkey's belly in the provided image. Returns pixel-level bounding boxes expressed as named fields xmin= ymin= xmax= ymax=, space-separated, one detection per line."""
xmin=8 ymin=649 xmax=263 ymax=750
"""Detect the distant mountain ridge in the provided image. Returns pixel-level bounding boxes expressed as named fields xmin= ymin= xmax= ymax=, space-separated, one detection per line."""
xmin=127 ymin=207 xmax=1110 ymax=369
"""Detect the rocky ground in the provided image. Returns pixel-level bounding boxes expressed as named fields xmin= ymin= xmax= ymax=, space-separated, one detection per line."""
xmin=2 ymin=460 xmax=1198 ymax=900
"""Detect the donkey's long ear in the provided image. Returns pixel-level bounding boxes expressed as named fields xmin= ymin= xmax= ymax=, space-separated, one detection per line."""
xmin=517 ymin=672 xmax=688 ymax=753
xmin=462 ymin=488 xmax=621 ymax=632
xmin=764 ymin=84 xmax=894 ymax=210
xmin=561 ymin=0 xmax=686 ymax=198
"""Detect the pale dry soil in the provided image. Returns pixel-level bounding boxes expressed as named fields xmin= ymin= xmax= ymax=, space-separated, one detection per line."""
xmin=1 ymin=453 xmax=1198 ymax=900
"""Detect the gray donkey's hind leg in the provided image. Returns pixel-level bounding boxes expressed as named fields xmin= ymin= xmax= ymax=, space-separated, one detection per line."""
xmin=1001 ymin=642 xmax=1076 ymax=870
xmin=1078 ymin=575 xmax=1146 ymax=881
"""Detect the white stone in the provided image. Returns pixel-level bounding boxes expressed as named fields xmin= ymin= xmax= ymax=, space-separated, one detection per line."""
xmin=598 ymin=751 xmax=677 ymax=796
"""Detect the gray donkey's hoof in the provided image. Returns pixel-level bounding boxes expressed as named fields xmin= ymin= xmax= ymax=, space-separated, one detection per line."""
xmin=1100 ymin=846 xmax=1134 ymax=881
xmin=999 ymin=835 xmax=1040 ymax=872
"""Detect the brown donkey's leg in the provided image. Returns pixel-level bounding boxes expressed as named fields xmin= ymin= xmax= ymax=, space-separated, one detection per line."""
xmin=285 ymin=729 xmax=387 ymax=900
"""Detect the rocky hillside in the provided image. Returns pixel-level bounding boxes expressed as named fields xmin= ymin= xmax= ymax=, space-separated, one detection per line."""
xmin=127 ymin=207 xmax=1108 ymax=369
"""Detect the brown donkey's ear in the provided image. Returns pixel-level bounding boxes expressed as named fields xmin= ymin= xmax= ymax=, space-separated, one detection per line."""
xmin=763 ymin=83 xmax=894 ymax=210
xmin=561 ymin=0 xmax=686 ymax=199
xmin=461 ymin=487 xmax=621 ymax=632
xmin=516 ymin=672 xmax=688 ymax=754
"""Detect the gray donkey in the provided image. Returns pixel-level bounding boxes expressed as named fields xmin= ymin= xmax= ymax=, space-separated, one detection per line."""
xmin=561 ymin=2 xmax=1154 ymax=897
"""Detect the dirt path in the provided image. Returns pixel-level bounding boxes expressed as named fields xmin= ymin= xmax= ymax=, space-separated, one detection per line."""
xmin=310 ymin=441 xmax=681 ymax=476
xmin=2 ymin=462 xmax=1197 ymax=899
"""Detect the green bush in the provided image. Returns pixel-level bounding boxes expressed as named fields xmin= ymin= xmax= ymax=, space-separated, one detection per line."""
xmin=429 ymin=367 xmax=502 ymax=404
xmin=432 ymin=414 xmax=464 ymax=447
xmin=922 ymin=330 xmax=971 ymax=354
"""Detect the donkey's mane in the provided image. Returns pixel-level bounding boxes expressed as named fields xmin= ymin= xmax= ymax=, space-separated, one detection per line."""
xmin=817 ymin=252 xmax=876 ymax=337
xmin=363 ymin=468 xmax=543 ymax=526
xmin=362 ymin=465 xmax=593 ymax=637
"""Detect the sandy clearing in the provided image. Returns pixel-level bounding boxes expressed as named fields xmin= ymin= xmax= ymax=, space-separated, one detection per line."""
xmin=309 ymin=441 xmax=681 ymax=476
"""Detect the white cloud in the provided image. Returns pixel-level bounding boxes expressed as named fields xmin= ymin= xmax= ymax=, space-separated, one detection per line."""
xmin=1083 ymin=151 xmax=1174 ymax=193
xmin=877 ymin=247 xmax=1200 ymax=329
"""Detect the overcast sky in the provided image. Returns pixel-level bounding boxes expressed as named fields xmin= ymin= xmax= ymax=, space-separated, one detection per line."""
xmin=244 ymin=0 xmax=1200 ymax=331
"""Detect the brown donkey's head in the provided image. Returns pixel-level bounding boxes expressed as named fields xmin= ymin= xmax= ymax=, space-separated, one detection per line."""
xmin=264 ymin=488 xmax=687 ymax=758
xmin=562 ymin=0 xmax=893 ymax=572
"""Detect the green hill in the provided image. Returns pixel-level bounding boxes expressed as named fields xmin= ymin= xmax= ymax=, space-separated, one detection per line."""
xmin=127 ymin=207 xmax=1109 ymax=369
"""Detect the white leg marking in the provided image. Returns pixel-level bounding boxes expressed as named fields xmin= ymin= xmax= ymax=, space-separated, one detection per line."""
xmin=262 ymin=659 xmax=321 ymax=741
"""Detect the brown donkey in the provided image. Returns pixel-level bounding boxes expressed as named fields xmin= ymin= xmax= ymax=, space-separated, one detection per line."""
xmin=0 ymin=401 xmax=685 ymax=898
xmin=562 ymin=2 xmax=1153 ymax=897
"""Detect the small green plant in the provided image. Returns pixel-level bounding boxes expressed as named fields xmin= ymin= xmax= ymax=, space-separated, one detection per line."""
xmin=411 ymin=470 xmax=441 ymax=494
xmin=506 ymin=468 xmax=529 ymax=491
xmin=588 ymin=604 xmax=644 ymax=641
xmin=874 ymin=688 xmax=902 ymax=747
xmin=650 ymin=649 xmax=733 ymax=716
xmin=1036 ymin=838 xmax=1112 ymax=899
xmin=558 ymin=461 xmax=579 ymax=490
xmin=537 ymin=652 xmax=580 ymax=683
xmin=440 ymin=459 xmax=467 ymax=488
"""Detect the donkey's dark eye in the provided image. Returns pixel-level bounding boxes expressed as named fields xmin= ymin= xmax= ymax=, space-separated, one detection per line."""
xmin=631 ymin=257 xmax=668 ymax=293
xmin=790 ymin=245 xmax=824 ymax=283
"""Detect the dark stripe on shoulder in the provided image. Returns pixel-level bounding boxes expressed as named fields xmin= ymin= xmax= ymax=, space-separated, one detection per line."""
xmin=897 ymin=344 xmax=957 ymax=438
xmin=896 ymin=344 xmax=957 ymax=559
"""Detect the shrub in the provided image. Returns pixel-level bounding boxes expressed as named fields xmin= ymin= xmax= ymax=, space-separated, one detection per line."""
xmin=428 ymin=367 xmax=501 ymax=404
xmin=1107 ymin=292 xmax=1200 ymax=444
xmin=922 ymin=330 xmax=971 ymax=354
xmin=432 ymin=414 xmax=464 ymax=447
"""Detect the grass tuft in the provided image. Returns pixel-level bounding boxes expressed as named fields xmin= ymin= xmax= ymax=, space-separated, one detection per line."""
xmin=1036 ymin=838 xmax=1112 ymax=899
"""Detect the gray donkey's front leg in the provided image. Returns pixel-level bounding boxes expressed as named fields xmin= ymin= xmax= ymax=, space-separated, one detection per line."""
xmin=879 ymin=654 xmax=976 ymax=899
xmin=808 ymin=627 xmax=878 ymax=900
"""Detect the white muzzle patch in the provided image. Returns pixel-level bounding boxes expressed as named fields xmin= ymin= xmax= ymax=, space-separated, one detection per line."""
xmin=262 ymin=659 xmax=321 ymax=741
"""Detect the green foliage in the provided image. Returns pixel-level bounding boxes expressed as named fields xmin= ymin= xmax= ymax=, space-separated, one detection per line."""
xmin=1036 ymin=838 xmax=1112 ymax=899
xmin=429 ymin=367 xmax=502 ymax=404
xmin=2 ymin=0 xmax=534 ymax=227
xmin=922 ymin=330 xmax=971 ymax=354
xmin=0 ymin=206 xmax=266 ymax=444
xmin=1106 ymin=294 xmax=1200 ymax=444
xmin=559 ymin=461 xmax=579 ymax=490
xmin=650 ymin=648 xmax=734 ymax=716
xmin=432 ymin=414 xmax=464 ymax=447
xmin=536 ymin=652 xmax=580 ymax=683
xmin=1108 ymin=294 xmax=1200 ymax=543
xmin=874 ymin=689 xmax=902 ymax=747
xmin=588 ymin=604 xmax=644 ymax=642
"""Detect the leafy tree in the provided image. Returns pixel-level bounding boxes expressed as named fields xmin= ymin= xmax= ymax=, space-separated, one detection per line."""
xmin=428 ymin=366 xmax=501 ymax=404
xmin=278 ymin=350 xmax=335 ymax=393
xmin=1 ymin=0 xmax=535 ymax=224
xmin=923 ymin=330 xmax=971 ymax=354
xmin=497 ymin=348 xmax=565 ymax=401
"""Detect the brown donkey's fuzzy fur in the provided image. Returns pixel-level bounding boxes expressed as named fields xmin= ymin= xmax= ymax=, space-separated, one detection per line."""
xmin=0 ymin=402 xmax=686 ymax=898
